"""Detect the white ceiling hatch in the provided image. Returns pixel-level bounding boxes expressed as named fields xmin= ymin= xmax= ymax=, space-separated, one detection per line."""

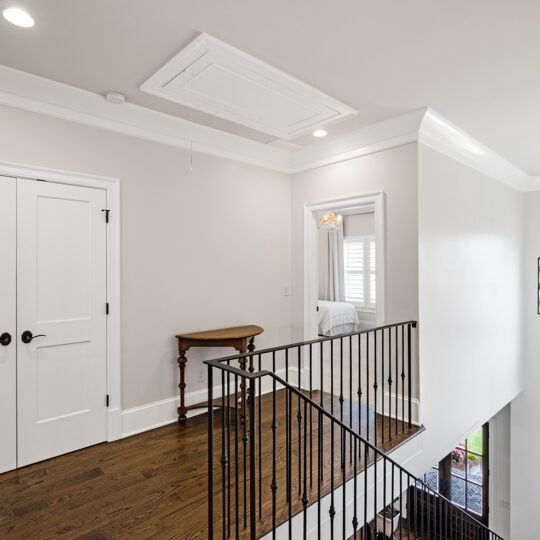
xmin=141 ymin=33 xmax=357 ymax=141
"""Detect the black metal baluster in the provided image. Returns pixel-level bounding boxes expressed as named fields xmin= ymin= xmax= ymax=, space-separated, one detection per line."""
xmin=408 ymin=323 xmax=412 ymax=427
xmin=208 ymin=366 xmax=214 ymax=540
xmin=242 ymin=375 xmax=248 ymax=529
xmin=320 ymin=341 xmax=324 ymax=486
xmin=388 ymin=327 xmax=392 ymax=443
xmin=352 ymin=437 xmax=358 ymax=539
xmin=342 ymin=425 xmax=346 ymax=539
xmin=302 ymin=397 xmax=309 ymax=540
xmin=331 ymin=340 xmax=334 ymax=417
xmin=349 ymin=335 xmax=353 ymax=463
xmin=235 ymin=374 xmax=239 ymax=540
xmin=298 ymin=346 xmax=302 ymax=495
xmin=309 ymin=343 xmax=313 ymax=489
xmin=401 ymin=324 xmax=405 ymax=435
xmin=288 ymin=387 xmax=292 ymax=540
xmin=382 ymin=327 xmax=385 ymax=444
xmin=382 ymin=457 xmax=386 ymax=539
xmin=363 ymin=442 xmax=368 ymax=534
xmin=285 ymin=349 xmax=290 ymax=503
xmin=373 ymin=447 xmax=378 ymax=537
xmin=318 ymin=408 xmax=322 ymax=540
xmin=358 ymin=334 xmax=362 ymax=438
xmin=258 ymin=355 xmax=262 ymax=520
xmin=221 ymin=370 xmax=227 ymax=540
xmin=374 ymin=329 xmax=378 ymax=447
xmin=249 ymin=378 xmax=256 ymax=540
xmin=340 ymin=337 xmax=344 ymax=471
xmin=366 ymin=332 xmax=370 ymax=443
xmin=227 ymin=364 xmax=231 ymax=538
xmin=330 ymin=417 xmax=336 ymax=540
xmin=399 ymin=470 xmax=403 ymax=540
xmin=395 ymin=326 xmax=398 ymax=438
xmin=271 ymin=354 xmax=277 ymax=540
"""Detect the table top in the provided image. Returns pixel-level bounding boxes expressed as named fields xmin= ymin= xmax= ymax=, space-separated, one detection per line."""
xmin=176 ymin=325 xmax=264 ymax=341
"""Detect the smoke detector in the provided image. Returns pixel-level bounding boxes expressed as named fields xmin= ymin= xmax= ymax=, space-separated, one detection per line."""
xmin=105 ymin=91 xmax=126 ymax=105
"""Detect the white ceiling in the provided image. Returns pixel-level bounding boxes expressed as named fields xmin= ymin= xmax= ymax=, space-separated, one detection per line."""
xmin=1 ymin=0 xmax=539 ymax=174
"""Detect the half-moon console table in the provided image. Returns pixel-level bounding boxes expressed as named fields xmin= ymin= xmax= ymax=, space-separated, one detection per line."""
xmin=175 ymin=325 xmax=264 ymax=424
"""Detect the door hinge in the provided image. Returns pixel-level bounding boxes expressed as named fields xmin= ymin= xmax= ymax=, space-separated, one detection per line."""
xmin=106 ymin=394 xmax=110 ymax=407
xmin=101 ymin=209 xmax=110 ymax=223
xmin=106 ymin=302 xmax=110 ymax=315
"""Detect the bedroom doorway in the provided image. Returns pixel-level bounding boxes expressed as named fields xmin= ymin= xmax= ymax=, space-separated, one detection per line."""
xmin=303 ymin=192 xmax=386 ymax=341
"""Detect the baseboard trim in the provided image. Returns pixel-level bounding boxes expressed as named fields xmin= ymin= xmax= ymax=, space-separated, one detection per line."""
xmin=121 ymin=367 xmax=300 ymax=438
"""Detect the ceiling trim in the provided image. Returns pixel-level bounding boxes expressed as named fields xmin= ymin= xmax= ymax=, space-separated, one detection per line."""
xmin=289 ymin=109 xmax=426 ymax=173
xmin=0 ymin=64 xmax=537 ymax=192
xmin=0 ymin=65 xmax=291 ymax=173
xmin=418 ymin=108 xmax=536 ymax=192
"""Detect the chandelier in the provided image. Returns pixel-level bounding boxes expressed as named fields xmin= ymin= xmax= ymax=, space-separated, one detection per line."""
xmin=319 ymin=211 xmax=342 ymax=229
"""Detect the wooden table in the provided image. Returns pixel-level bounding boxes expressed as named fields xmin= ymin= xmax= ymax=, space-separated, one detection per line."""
xmin=175 ymin=325 xmax=264 ymax=423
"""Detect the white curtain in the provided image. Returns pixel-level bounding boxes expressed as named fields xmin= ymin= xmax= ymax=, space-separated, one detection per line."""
xmin=325 ymin=224 xmax=345 ymax=302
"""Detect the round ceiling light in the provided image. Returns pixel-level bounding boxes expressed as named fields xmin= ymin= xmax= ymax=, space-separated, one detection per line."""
xmin=313 ymin=129 xmax=328 ymax=138
xmin=3 ymin=7 xmax=35 ymax=27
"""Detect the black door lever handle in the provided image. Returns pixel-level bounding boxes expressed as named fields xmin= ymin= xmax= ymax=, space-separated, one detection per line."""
xmin=21 ymin=330 xmax=46 ymax=344
xmin=0 ymin=332 xmax=11 ymax=346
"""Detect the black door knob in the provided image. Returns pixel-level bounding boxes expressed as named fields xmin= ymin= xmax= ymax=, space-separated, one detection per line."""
xmin=21 ymin=330 xmax=46 ymax=344
xmin=0 ymin=332 xmax=11 ymax=346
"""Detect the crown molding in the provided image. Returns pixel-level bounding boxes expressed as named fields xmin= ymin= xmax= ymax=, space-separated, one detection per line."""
xmin=0 ymin=64 xmax=538 ymax=192
xmin=288 ymin=108 xmax=426 ymax=173
xmin=418 ymin=108 xmax=537 ymax=192
xmin=0 ymin=65 xmax=291 ymax=173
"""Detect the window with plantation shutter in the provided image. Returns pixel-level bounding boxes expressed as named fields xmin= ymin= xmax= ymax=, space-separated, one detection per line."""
xmin=343 ymin=236 xmax=376 ymax=310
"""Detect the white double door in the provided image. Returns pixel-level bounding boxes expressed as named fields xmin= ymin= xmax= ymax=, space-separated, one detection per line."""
xmin=0 ymin=176 xmax=108 ymax=472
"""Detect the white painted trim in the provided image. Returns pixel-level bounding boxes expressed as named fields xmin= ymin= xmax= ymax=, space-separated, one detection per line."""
xmin=303 ymin=192 xmax=386 ymax=341
xmin=121 ymin=367 xmax=301 ymax=438
xmin=0 ymin=65 xmax=291 ymax=173
xmin=0 ymin=65 xmax=538 ymax=190
xmin=290 ymin=108 xmax=425 ymax=173
xmin=0 ymin=160 xmax=122 ymax=441
xmin=418 ymin=108 xmax=536 ymax=192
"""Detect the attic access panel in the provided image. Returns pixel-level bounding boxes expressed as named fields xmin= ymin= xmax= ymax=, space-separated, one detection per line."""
xmin=141 ymin=33 xmax=357 ymax=141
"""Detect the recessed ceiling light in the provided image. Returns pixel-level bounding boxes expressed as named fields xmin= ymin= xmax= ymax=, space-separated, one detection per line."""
xmin=3 ymin=7 xmax=34 ymax=27
xmin=313 ymin=129 xmax=328 ymax=138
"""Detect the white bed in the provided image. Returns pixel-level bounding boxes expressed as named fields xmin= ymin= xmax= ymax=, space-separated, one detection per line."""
xmin=317 ymin=300 xmax=360 ymax=336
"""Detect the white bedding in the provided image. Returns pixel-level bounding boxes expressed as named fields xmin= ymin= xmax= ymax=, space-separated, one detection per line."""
xmin=318 ymin=300 xmax=359 ymax=336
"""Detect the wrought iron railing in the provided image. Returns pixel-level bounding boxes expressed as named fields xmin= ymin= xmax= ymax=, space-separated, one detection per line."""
xmin=205 ymin=322 xmax=503 ymax=540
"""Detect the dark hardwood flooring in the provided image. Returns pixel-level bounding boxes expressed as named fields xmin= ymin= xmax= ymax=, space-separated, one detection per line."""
xmin=0 ymin=390 xmax=421 ymax=539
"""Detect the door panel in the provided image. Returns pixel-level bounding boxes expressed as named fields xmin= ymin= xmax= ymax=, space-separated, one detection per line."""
xmin=17 ymin=179 xmax=108 ymax=467
xmin=0 ymin=176 xmax=16 ymax=473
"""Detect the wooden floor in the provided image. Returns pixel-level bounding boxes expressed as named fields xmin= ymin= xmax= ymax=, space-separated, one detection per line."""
xmin=0 ymin=390 xmax=421 ymax=539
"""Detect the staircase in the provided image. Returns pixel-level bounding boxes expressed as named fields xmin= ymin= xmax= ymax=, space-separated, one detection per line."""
xmin=205 ymin=322 xmax=503 ymax=540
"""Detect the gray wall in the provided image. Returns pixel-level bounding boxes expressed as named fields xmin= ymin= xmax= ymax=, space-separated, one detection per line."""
xmin=0 ymin=105 xmax=292 ymax=409
xmin=291 ymin=143 xmax=419 ymax=339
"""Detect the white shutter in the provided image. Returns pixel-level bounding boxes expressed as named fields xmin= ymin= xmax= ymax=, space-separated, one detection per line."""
xmin=369 ymin=239 xmax=376 ymax=306
xmin=344 ymin=239 xmax=364 ymax=305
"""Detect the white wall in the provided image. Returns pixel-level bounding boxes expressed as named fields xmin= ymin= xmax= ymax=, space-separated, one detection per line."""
xmin=291 ymin=143 xmax=419 ymax=340
xmin=0 ymin=105 xmax=292 ymax=410
xmin=416 ymin=144 xmax=524 ymax=478
xmin=510 ymin=190 xmax=540 ymax=539
xmin=489 ymin=403 xmax=511 ymax=539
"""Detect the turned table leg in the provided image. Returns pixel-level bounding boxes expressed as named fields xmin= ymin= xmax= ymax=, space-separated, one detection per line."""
xmin=177 ymin=351 xmax=188 ymax=424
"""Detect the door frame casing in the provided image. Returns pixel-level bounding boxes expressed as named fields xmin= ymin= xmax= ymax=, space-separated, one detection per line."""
xmin=0 ymin=159 xmax=122 ymax=441
xmin=303 ymin=191 xmax=386 ymax=340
